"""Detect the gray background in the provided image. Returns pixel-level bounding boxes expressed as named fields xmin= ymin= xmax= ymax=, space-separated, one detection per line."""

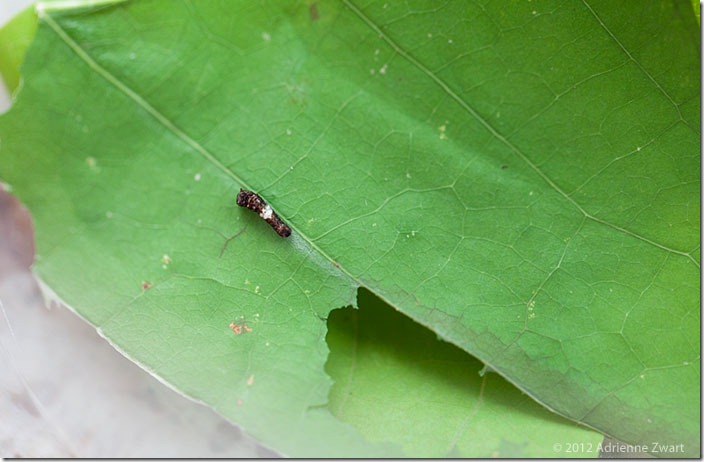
xmin=0 ymin=1 xmax=275 ymax=457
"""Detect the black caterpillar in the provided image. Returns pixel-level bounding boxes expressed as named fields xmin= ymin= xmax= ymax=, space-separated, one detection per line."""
xmin=236 ymin=189 xmax=291 ymax=238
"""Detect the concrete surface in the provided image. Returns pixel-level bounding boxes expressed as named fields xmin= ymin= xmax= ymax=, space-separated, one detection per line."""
xmin=0 ymin=2 xmax=276 ymax=457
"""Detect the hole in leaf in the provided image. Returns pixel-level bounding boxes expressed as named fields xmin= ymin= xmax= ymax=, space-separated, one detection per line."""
xmin=324 ymin=288 xmax=596 ymax=457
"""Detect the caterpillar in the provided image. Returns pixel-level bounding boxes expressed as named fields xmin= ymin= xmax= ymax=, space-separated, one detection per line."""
xmin=236 ymin=189 xmax=291 ymax=238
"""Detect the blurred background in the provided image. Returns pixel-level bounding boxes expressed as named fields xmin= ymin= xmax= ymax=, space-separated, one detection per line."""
xmin=0 ymin=1 xmax=275 ymax=457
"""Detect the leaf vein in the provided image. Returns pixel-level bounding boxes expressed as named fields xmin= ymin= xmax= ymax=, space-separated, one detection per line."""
xmin=580 ymin=0 xmax=688 ymax=127
xmin=39 ymin=9 xmax=247 ymax=189
xmin=343 ymin=0 xmax=698 ymax=267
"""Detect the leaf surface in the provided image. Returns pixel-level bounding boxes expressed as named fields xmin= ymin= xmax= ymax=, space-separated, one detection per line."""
xmin=0 ymin=0 xmax=698 ymax=456
xmin=0 ymin=5 xmax=36 ymax=93
xmin=327 ymin=289 xmax=601 ymax=457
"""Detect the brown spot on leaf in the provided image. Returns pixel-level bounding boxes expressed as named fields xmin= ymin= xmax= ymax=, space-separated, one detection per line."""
xmin=229 ymin=318 xmax=252 ymax=335
xmin=309 ymin=2 xmax=319 ymax=21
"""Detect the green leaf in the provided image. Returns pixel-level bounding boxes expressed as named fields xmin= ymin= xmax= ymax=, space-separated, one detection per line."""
xmin=0 ymin=5 xmax=37 ymax=93
xmin=0 ymin=0 xmax=698 ymax=457
xmin=691 ymin=0 xmax=700 ymax=24
xmin=327 ymin=289 xmax=602 ymax=457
